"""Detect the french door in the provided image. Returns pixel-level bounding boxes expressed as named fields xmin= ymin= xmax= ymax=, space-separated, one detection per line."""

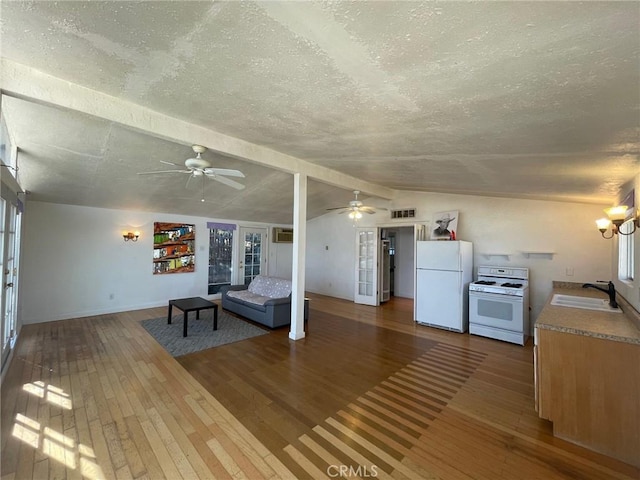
xmin=238 ymin=227 xmax=267 ymax=285
xmin=1 ymin=197 xmax=20 ymax=371
xmin=354 ymin=227 xmax=379 ymax=306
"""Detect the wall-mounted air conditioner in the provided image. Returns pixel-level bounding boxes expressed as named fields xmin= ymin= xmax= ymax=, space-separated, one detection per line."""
xmin=273 ymin=227 xmax=294 ymax=243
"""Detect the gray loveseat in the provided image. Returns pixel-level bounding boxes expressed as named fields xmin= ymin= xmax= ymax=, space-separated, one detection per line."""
xmin=220 ymin=275 xmax=308 ymax=328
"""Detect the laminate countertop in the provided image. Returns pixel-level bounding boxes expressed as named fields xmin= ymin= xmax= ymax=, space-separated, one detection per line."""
xmin=535 ymin=283 xmax=640 ymax=345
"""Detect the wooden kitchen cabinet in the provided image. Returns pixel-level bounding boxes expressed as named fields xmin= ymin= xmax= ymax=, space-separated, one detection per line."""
xmin=535 ymin=327 xmax=640 ymax=467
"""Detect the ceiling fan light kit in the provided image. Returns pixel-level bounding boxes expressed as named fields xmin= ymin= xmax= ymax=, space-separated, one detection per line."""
xmin=327 ymin=190 xmax=385 ymax=224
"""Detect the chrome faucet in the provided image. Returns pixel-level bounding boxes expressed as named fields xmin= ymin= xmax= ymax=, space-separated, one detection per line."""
xmin=582 ymin=281 xmax=618 ymax=309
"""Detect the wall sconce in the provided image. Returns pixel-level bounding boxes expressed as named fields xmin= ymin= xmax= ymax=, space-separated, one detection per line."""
xmin=596 ymin=205 xmax=638 ymax=238
xmin=123 ymin=231 xmax=140 ymax=242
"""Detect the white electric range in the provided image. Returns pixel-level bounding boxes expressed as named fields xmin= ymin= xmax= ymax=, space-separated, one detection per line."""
xmin=468 ymin=266 xmax=530 ymax=345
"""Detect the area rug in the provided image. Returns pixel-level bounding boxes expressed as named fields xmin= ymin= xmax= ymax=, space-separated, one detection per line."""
xmin=141 ymin=311 xmax=269 ymax=357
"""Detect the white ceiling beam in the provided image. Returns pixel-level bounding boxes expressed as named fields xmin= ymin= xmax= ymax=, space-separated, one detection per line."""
xmin=0 ymin=58 xmax=394 ymax=200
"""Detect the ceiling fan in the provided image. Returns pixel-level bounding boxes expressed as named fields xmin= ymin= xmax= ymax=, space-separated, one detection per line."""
xmin=137 ymin=145 xmax=245 ymax=191
xmin=327 ymin=190 xmax=385 ymax=219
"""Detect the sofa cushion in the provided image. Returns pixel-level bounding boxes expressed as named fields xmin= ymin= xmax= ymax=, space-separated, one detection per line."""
xmin=247 ymin=275 xmax=292 ymax=298
xmin=226 ymin=289 xmax=272 ymax=307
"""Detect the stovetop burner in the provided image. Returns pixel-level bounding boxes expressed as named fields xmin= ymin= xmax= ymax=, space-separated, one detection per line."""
xmin=471 ymin=266 xmax=529 ymax=296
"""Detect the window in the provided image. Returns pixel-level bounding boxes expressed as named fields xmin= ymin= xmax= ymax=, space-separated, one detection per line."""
xmin=1 ymin=116 xmax=16 ymax=170
xmin=618 ymin=219 xmax=634 ymax=281
xmin=208 ymin=223 xmax=235 ymax=294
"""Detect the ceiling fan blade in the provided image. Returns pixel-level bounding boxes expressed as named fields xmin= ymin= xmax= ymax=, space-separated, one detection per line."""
xmin=160 ymin=160 xmax=181 ymax=167
xmin=210 ymin=175 xmax=245 ymax=190
xmin=137 ymin=169 xmax=191 ymax=175
xmin=326 ymin=207 xmax=350 ymax=211
xmin=359 ymin=207 xmax=377 ymax=214
xmin=204 ymin=168 xmax=245 ymax=178
xmin=369 ymin=207 xmax=388 ymax=212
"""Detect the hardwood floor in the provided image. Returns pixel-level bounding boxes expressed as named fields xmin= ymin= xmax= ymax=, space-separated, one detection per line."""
xmin=2 ymin=294 xmax=638 ymax=479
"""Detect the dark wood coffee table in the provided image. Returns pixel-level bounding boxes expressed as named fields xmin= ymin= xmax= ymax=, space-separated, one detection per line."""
xmin=167 ymin=297 xmax=218 ymax=337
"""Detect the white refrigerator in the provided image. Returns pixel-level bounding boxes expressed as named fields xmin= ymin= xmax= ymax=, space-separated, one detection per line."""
xmin=414 ymin=240 xmax=473 ymax=332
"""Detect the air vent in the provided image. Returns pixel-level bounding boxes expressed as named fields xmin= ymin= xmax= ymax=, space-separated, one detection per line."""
xmin=390 ymin=208 xmax=416 ymax=219
xmin=273 ymin=227 xmax=293 ymax=243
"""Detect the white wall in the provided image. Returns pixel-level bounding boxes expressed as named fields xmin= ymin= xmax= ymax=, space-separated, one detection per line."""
xmin=306 ymin=191 xmax=613 ymax=323
xmin=268 ymin=239 xmax=293 ymax=279
xmin=20 ymin=187 xmax=630 ymax=326
xmin=305 ymin=212 xmax=357 ymax=300
xmin=20 ymin=202 xmax=293 ymax=323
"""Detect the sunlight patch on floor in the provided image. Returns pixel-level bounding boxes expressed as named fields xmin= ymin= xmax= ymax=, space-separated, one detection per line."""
xmin=22 ymin=381 xmax=72 ymax=409
xmin=12 ymin=414 xmax=40 ymax=449
xmin=12 ymin=382 xmax=104 ymax=479
xmin=22 ymin=380 xmax=45 ymax=398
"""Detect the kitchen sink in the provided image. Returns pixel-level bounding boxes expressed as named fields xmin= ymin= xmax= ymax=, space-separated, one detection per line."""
xmin=550 ymin=294 xmax=623 ymax=313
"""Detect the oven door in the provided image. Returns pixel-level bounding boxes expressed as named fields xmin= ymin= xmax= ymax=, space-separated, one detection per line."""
xmin=469 ymin=291 xmax=523 ymax=332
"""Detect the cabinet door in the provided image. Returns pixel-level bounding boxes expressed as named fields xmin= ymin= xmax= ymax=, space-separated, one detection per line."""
xmin=537 ymin=328 xmax=640 ymax=466
xmin=535 ymin=328 xmax=552 ymax=421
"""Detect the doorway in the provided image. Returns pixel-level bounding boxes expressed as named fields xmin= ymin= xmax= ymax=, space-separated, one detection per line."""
xmin=353 ymin=225 xmax=417 ymax=307
xmin=381 ymin=226 xmax=415 ymax=300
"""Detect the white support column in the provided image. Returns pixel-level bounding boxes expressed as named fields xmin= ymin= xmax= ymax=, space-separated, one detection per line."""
xmin=289 ymin=173 xmax=307 ymax=341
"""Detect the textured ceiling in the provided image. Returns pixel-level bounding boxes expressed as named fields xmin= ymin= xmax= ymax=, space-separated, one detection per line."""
xmin=1 ymin=1 xmax=638 ymax=224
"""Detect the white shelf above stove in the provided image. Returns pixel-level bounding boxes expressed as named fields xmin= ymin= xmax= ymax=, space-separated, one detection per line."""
xmin=482 ymin=253 xmax=512 ymax=260
xmin=522 ymin=251 xmax=555 ymax=258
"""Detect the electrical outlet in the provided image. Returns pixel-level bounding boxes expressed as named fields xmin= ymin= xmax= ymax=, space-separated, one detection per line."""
xmin=565 ymin=267 xmax=574 ymax=277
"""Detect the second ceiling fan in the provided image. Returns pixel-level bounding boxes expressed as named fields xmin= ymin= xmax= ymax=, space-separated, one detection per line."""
xmin=327 ymin=190 xmax=384 ymax=219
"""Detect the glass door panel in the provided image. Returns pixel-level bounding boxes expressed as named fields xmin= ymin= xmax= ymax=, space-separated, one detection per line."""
xmin=1 ymin=199 xmax=20 ymax=370
xmin=208 ymin=227 xmax=234 ymax=294
xmin=354 ymin=228 xmax=379 ymax=305
xmin=0 ymin=197 xmax=6 ymax=365
xmin=239 ymin=227 xmax=267 ymax=285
